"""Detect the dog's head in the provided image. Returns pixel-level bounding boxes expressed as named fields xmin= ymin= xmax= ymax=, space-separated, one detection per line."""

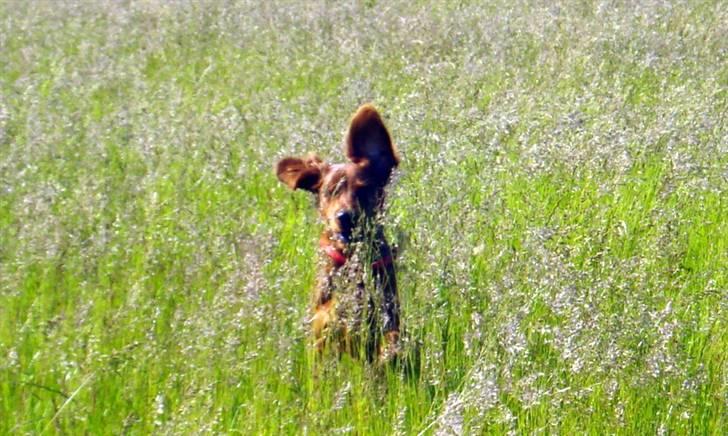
xmin=276 ymin=104 xmax=399 ymax=256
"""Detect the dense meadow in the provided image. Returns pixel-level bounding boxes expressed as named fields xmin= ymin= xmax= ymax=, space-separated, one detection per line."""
xmin=1 ymin=0 xmax=726 ymax=433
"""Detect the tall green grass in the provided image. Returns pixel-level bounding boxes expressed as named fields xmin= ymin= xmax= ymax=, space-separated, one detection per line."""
xmin=1 ymin=0 xmax=725 ymax=433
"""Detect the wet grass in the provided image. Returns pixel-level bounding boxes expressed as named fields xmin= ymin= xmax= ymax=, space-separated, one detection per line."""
xmin=1 ymin=0 xmax=726 ymax=433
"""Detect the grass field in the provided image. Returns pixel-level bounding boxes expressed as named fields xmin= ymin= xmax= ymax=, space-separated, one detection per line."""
xmin=1 ymin=0 xmax=726 ymax=433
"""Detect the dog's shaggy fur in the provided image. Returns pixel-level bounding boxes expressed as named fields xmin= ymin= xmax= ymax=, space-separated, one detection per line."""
xmin=276 ymin=104 xmax=400 ymax=362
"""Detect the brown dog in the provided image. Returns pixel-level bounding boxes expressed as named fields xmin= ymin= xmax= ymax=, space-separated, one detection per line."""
xmin=276 ymin=104 xmax=400 ymax=362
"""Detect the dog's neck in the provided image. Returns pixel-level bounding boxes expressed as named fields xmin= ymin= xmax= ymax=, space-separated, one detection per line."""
xmin=320 ymin=225 xmax=392 ymax=270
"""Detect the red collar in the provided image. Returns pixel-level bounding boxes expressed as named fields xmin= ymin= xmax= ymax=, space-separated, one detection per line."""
xmin=371 ymin=255 xmax=393 ymax=270
xmin=320 ymin=240 xmax=392 ymax=270
xmin=322 ymin=243 xmax=348 ymax=268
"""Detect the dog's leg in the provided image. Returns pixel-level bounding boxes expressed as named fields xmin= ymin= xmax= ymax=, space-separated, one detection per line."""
xmin=312 ymin=273 xmax=336 ymax=353
xmin=339 ymin=280 xmax=366 ymax=359
xmin=312 ymin=300 xmax=333 ymax=352
xmin=373 ymin=242 xmax=400 ymax=362
xmin=365 ymin=293 xmax=379 ymax=363
xmin=378 ymin=263 xmax=400 ymax=361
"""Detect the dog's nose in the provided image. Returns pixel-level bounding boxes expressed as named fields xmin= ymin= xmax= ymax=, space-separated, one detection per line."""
xmin=336 ymin=210 xmax=354 ymax=242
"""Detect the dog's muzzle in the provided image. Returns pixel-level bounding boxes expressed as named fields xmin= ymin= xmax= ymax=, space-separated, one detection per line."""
xmin=335 ymin=210 xmax=355 ymax=243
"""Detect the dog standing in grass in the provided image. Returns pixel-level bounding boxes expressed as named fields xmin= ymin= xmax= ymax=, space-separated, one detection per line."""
xmin=276 ymin=104 xmax=400 ymax=362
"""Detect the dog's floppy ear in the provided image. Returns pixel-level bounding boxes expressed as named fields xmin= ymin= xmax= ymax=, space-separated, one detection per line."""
xmin=276 ymin=155 xmax=324 ymax=192
xmin=345 ymin=104 xmax=399 ymax=186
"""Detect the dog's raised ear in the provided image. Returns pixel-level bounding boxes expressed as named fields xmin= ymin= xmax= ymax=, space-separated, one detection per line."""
xmin=345 ymin=104 xmax=399 ymax=186
xmin=276 ymin=155 xmax=324 ymax=192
